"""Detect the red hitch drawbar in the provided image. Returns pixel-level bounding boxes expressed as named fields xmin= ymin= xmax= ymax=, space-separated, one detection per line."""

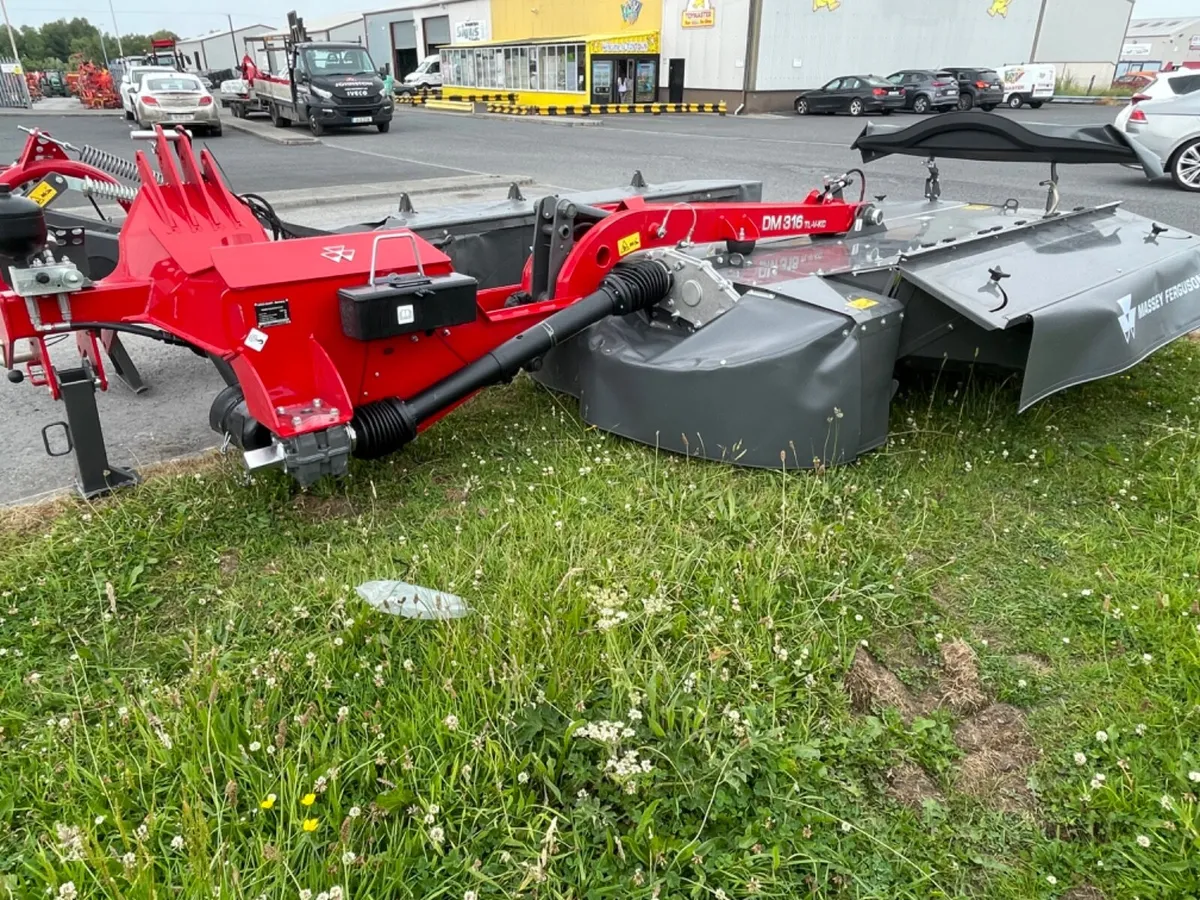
xmin=0 ymin=124 xmax=874 ymax=495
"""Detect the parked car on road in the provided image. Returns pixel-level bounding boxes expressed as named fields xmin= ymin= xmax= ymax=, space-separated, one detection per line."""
xmin=940 ymin=66 xmax=1004 ymax=111
xmin=119 ymin=65 xmax=176 ymax=120
xmin=885 ymin=69 xmax=958 ymax=114
xmin=794 ymin=74 xmax=905 ymax=117
xmin=996 ymin=63 xmax=1055 ymax=109
xmin=1115 ymin=70 xmax=1200 ymax=129
xmin=1117 ymin=90 xmax=1200 ymax=191
xmin=132 ymin=72 xmax=222 ymax=136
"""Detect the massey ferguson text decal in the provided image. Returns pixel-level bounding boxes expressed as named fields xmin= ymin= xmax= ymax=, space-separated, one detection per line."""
xmin=1118 ymin=272 xmax=1200 ymax=343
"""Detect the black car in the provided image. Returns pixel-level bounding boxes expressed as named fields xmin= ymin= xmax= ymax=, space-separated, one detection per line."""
xmin=940 ymin=66 xmax=1004 ymax=111
xmin=885 ymin=69 xmax=959 ymax=114
xmin=794 ymin=74 xmax=905 ymax=117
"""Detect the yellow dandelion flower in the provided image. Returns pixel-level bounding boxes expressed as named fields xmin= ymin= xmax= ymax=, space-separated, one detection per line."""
xmin=301 ymin=793 xmax=317 ymax=807
xmin=302 ymin=817 xmax=319 ymax=832
xmin=260 ymin=794 xmax=277 ymax=810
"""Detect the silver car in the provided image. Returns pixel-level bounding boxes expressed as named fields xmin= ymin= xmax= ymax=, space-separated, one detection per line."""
xmin=1119 ymin=90 xmax=1200 ymax=192
xmin=133 ymin=73 xmax=222 ymax=137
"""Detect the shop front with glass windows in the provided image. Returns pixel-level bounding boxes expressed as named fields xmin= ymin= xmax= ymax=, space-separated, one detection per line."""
xmin=440 ymin=31 xmax=659 ymax=106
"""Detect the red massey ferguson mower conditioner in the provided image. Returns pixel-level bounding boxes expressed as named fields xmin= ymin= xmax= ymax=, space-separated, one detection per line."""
xmin=2 ymin=118 xmax=1200 ymax=498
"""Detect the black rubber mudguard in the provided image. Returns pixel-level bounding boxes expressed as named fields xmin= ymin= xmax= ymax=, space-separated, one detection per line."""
xmin=850 ymin=111 xmax=1164 ymax=178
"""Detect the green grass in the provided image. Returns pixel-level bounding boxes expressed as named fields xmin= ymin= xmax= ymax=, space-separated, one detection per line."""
xmin=3 ymin=343 xmax=1200 ymax=900
xmin=1054 ymin=76 xmax=1133 ymax=98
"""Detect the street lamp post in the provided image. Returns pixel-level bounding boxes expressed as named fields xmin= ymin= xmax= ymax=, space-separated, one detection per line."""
xmin=0 ymin=0 xmax=32 ymax=107
xmin=107 ymin=0 xmax=125 ymax=58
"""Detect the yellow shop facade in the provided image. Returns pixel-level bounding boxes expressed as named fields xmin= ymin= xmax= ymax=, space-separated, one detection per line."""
xmin=440 ymin=0 xmax=663 ymax=106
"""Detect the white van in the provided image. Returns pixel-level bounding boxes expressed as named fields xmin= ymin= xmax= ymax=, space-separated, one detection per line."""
xmin=402 ymin=54 xmax=442 ymax=91
xmin=996 ymin=63 xmax=1056 ymax=109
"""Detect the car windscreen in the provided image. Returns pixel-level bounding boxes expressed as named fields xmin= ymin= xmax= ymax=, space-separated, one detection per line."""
xmin=303 ymin=48 xmax=375 ymax=77
xmin=933 ymin=71 xmax=955 ymax=81
xmin=144 ymin=76 xmax=203 ymax=92
xmin=977 ymin=70 xmax=1000 ymax=81
xmin=863 ymin=76 xmax=893 ymax=87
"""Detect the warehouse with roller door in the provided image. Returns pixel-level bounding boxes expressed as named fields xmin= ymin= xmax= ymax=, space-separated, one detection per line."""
xmin=364 ymin=0 xmax=491 ymax=82
xmin=177 ymin=24 xmax=275 ymax=75
xmin=660 ymin=0 xmax=1135 ymax=112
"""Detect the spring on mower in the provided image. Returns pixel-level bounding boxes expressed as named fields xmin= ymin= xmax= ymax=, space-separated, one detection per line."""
xmin=76 ymin=144 xmax=163 ymax=185
xmin=80 ymin=177 xmax=139 ymax=204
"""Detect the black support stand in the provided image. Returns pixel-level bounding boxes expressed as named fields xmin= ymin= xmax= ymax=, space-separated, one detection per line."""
xmin=55 ymin=363 xmax=139 ymax=498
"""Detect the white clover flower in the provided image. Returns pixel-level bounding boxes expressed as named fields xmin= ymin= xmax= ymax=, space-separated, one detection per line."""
xmin=1095 ymin=730 xmax=1108 ymax=743
xmin=1136 ymin=835 xmax=1151 ymax=848
xmin=444 ymin=714 xmax=459 ymax=731
xmin=249 ymin=741 xmax=262 ymax=752
xmin=1074 ymin=752 xmax=1087 ymax=766
xmin=171 ymin=835 xmax=185 ymax=850
xmin=429 ymin=825 xmax=445 ymax=844
xmin=57 ymin=884 xmax=77 ymax=900
xmin=342 ymin=850 xmax=356 ymax=864
xmin=348 ymin=806 xmax=361 ymax=818
xmin=1046 ymin=875 xmax=1057 ymax=886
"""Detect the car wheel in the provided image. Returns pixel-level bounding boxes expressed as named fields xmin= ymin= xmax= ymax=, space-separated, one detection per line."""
xmin=957 ymin=92 xmax=974 ymax=111
xmin=308 ymin=112 xmax=324 ymax=136
xmin=209 ymin=125 xmax=222 ymax=137
xmin=377 ymin=121 xmax=390 ymax=133
xmin=795 ymin=97 xmax=809 ymax=115
xmin=124 ymin=108 xmax=133 ymax=121
xmin=980 ymin=104 xmax=997 ymax=111
xmin=1007 ymin=94 xmax=1023 ymax=109
xmin=272 ymin=105 xmax=291 ymax=128
xmin=1170 ymin=139 xmax=1200 ymax=192
xmin=848 ymin=98 xmax=864 ymax=117
xmin=1029 ymin=101 xmax=1044 ymax=109
xmin=912 ymin=95 xmax=930 ymax=114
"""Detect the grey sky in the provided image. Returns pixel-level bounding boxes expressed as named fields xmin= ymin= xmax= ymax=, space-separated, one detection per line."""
xmin=4 ymin=0 xmax=1199 ymax=50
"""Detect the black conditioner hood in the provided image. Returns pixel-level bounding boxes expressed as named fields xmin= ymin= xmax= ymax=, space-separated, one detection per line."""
xmin=851 ymin=111 xmax=1164 ymax=179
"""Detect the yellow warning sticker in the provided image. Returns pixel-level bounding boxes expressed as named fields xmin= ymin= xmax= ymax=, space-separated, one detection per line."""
xmin=617 ymin=232 xmax=642 ymax=257
xmin=27 ymin=181 xmax=58 ymax=207
xmin=847 ymin=297 xmax=878 ymax=310
xmin=964 ymin=203 xmax=992 ymax=210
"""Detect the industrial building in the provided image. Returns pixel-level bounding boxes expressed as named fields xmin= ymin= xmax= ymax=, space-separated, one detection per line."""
xmin=364 ymin=0 xmax=490 ymax=83
xmin=176 ymin=24 xmax=275 ymax=74
xmin=439 ymin=0 xmax=663 ymax=107
xmin=234 ymin=0 xmax=1136 ymax=110
xmin=662 ymin=0 xmax=1134 ymax=111
xmin=1119 ymin=16 xmax=1200 ymax=81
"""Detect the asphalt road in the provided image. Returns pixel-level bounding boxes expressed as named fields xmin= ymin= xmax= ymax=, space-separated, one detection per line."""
xmin=1 ymin=103 xmax=1196 ymax=505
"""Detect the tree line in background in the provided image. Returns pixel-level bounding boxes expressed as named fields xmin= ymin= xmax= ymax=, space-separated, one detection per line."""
xmin=0 ymin=17 xmax=179 ymax=71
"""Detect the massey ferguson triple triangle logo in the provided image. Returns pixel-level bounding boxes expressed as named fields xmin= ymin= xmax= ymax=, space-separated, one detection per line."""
xmin=1117 ymin=272 xmax=1200 ymax=344
xmin=322 ymin=245 xmax=356 ymax=263
xmin=1118 ymin=295 xmax=1137 ymax=343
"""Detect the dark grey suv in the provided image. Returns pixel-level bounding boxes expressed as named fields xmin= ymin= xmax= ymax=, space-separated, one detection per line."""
xmin=885 ymin=69 xmax=959 ymax=114
xmin=941 ymin=66 xmax=1004 ymax=111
